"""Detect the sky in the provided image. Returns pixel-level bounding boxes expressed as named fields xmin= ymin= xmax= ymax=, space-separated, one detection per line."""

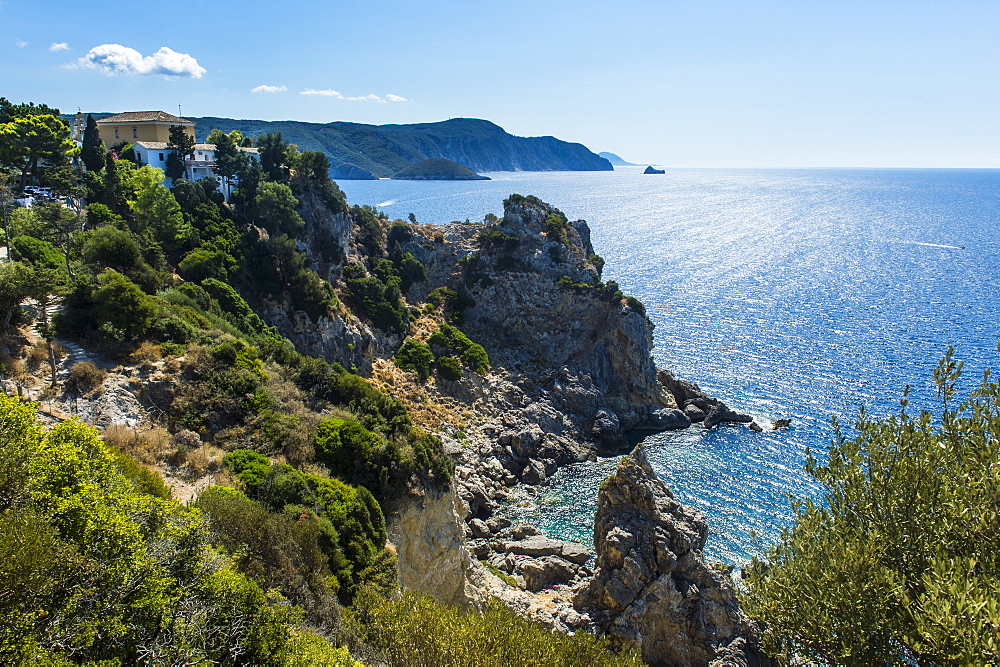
xmin=2 ymin=0 xmax=998 ymax=167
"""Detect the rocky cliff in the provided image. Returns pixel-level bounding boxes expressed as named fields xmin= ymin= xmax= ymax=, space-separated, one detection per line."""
xmin=575 ymin=445 xmax=769 ymax=666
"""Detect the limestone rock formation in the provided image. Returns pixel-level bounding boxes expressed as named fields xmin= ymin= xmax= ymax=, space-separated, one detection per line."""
xmin=390 ymin=486 xmax=478 ymax=608
xmin=575 ymin=445 xmax=768 ymax=666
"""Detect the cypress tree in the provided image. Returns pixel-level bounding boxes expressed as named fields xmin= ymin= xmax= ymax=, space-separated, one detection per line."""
xmin=81 ymin=113 xmax=105 ymax=172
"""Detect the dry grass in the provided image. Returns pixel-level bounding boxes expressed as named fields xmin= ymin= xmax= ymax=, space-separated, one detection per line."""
xmin=102 ymin=424 xmax=172 ymax=465
xmin=180 ymin=444 xmax=225 ymax=475
xmin=66 ymin=361 xmax=106 ymax=394
xmin=369 ymin=357 xmax=469 ymax=435
xmin=129 ymin=341 xmax=162 ymax=364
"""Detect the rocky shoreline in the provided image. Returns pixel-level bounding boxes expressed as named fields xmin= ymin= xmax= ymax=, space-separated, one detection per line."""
xmin=12 ymin=192 xmax=777 ymax=664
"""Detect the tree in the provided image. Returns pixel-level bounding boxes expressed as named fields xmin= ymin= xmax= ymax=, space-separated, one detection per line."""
xmin=29 ymin=267 xmax=68 ymax=386
xmin=256 ymin=131 xmax=297 ymax=182
xmin=80 ymin=113 xmax=105 ymax=172
xmin=744 ymin=347 xmax=1000 ymax=664
xmin=0 ymin=115 xmax=75 ymax=188
xmin=0 ymin=97 xmax=60 ymax=123
xmin=166 ymin=125 xmax=195 ymax=181
xmin=255 ymin=181 xmax=304 ymax=235
xmin=126 ymin=165 xmax=189 ymax=251
xmin=0 ymin=261 xmax=35 ymax=330
xmin=33 ymin=201 xmax=81 ymax=278
xmin=0 ymin=176 xmax=15 ymax=256
xmin=211 ymin=132 xmax=240 ymax=201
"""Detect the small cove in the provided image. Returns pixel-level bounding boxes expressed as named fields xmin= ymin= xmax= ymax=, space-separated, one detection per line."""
xmin=342 ymin=167 xmax=1000 ymax=564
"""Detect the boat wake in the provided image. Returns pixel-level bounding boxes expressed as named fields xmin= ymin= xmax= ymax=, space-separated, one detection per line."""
xmin=909 ymin=241 xmax=964 ymax=250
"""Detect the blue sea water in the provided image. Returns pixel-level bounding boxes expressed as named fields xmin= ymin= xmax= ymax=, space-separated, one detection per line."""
xmin=339 ymin=167 xmax=1000 ymax=565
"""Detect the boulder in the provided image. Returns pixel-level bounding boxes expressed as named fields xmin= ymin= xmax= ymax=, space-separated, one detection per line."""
xmin=749 ymin=421 xmax=764 ymax=433
xmin=646 ymin=407 xmax=691 ymax=430
xmin=521 ymin=459 xmax=547 ymax=485
xmin=574 ymin=445 xmax=769 ymax=666
xmin=771 ymin=418 xmax=791 ymax=430
xmin=468 ymin=518 xmax=491 ymax=539
xmin=504 ymin=535 xmax=593 ymax=565
xmin=518 ymin=556 xmax=579 ymax=592
xmin=703 ymin=403 xmax=754 ymax=429
xmin=684 ymin=403 xmax=707 ymax=422
xmin=510 ymin=523 xmax=542 ymax=540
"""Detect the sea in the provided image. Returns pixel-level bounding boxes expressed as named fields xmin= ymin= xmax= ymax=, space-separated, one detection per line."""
xmin=339 ymin=166 xmax=1000 ymax=565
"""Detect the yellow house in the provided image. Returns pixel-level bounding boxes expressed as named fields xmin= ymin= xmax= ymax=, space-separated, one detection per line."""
xmin=95 ymin=110 xmax=196 ymax=146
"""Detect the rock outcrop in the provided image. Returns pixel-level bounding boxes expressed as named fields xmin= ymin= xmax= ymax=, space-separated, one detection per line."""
xmin=575 ymin=445 xmax=768 ymax=666
xmin=390 ymin=485 xmax=478 ymax=608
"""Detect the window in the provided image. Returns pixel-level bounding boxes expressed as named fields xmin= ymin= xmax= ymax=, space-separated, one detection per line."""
xmin=114 ymin=127 xmax=119 ymax=139
xmin=158 ymin=153 xmax=164 ymax=161
xmin=132 ymin=127 xmax=138 ymax=138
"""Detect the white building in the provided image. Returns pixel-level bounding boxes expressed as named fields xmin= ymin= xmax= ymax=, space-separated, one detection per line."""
xmin=132 ymin=142 xmax=259 ymax=199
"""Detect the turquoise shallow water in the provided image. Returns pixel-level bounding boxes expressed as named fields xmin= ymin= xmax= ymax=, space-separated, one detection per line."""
xmin=340 ymin=167 xmax=1000 ymax=564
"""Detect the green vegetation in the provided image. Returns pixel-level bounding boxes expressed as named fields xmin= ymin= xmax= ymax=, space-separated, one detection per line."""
xmin=428 ymin=323 xmax=490 ymax=375
xmin=392 ymin=157 xmax=489 ymax=181
xmin=744 ymin=347 xmax=1000 ymax=664
xmin=477 ymin=227 xmax=521 ymax=251
xmin=185 ymin=115 xmax=611 ymax=177
xmin=426 ymin=286 xmax=475 ymax=324
xmin=394 ymin=339 xmax=434 ymax=382
xmin=349 ymin=589 xmax=642 ymax=666
xmin=0 ymin=395 xmax=349 ymax=664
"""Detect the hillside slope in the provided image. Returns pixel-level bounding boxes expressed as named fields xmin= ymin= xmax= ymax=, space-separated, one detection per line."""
xmin=183 ymin=116 xmax=612 ymax=177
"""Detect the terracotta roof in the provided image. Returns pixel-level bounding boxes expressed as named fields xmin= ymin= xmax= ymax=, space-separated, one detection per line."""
xmin=133 ymin=142 xmax=259 ymax=154
xmin=97 ymin=111 xmax=194 ymax=124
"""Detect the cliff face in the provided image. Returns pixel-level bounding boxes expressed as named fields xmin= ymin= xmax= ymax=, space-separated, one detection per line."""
xmin=575 ymin=446 xmax=769 ymax=666
xmin=189 ymin=116 xmax=613 ymax=177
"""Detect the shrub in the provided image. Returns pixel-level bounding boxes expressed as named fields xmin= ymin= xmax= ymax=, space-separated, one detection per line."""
xmin=10 ymin=235 xmax=63 ymax=270
xmin=66 ymin=361 xmax=106 ymax=393
xmin=350 ymin=589 xmax=643 ymax=666
xmin=436 ymin=356 xmax=462 ymax=381
xmin=394 ymin=340 xmax=434 ymax=382
xmin=101 ymin=424 xmax=172 ymax=465
xmin=427 ymin=324 xmax=490 ymax=375
xmin=344 ymin=275 xmax=409 ymax=334
xmin=178 ymin=247 xmax=235 ymax=283
xmin=744 ymin=348 xmax=1000 ymax=664
xmin=387 ymin=221 xmax=413 ymax=247
xmin=477 ymin=228 xmax=520 ymax=251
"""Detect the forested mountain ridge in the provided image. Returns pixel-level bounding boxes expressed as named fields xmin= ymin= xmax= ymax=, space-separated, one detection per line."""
xmin=182 ymin=116 xmax=614 ymax=177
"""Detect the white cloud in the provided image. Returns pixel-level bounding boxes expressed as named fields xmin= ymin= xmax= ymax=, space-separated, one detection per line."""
xmin=251 ymin=84 xmax=287 ymax=94
xmin=78 ymin=44 xmax=206 ymax=78
xmin=301 ymin=88 xmax=343 ymax=97
xmin=300 ymin=88 xmax=408 ymax=103
xmin=15 ymin=40 xmax=28 ymax=48
xmin=345 ymin=94 xmax=384 ymax=103
xmin=49 ymin=42 xmax=69 ymax=52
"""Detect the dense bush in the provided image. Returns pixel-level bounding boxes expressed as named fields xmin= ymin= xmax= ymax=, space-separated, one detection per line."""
xmin=435 ymin=355 xmax=462 ymax=381
xmin=477 ymin=228 xmax=520 ymax=251
xmin=9 ymin=235 xmax=63 ymax=270
xmin=221 ymin=450 xmax=391 ymax=604
xmin=350 ymin=589 xmax=643 ymax=666
xmin=387 ymin=220 xmax=413 ymax=247
xmin=0 ymin=395 xmax=340 ymax=664
xmin=345 ymin=274 xmax=409 ymax=333
xmin=351 ymin=205 xmax=384 ymax=253
xmin=394 ymin=339 xmax=434 ymax=382
xmin=744 ymin=348 xmax=1000 ymax=664
xmin=428 ymin=323 xmax=490 ymax=375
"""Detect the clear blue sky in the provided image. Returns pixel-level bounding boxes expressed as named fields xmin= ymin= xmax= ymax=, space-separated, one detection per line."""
xmin=2 ymin=0 xmax=998 ymax=167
